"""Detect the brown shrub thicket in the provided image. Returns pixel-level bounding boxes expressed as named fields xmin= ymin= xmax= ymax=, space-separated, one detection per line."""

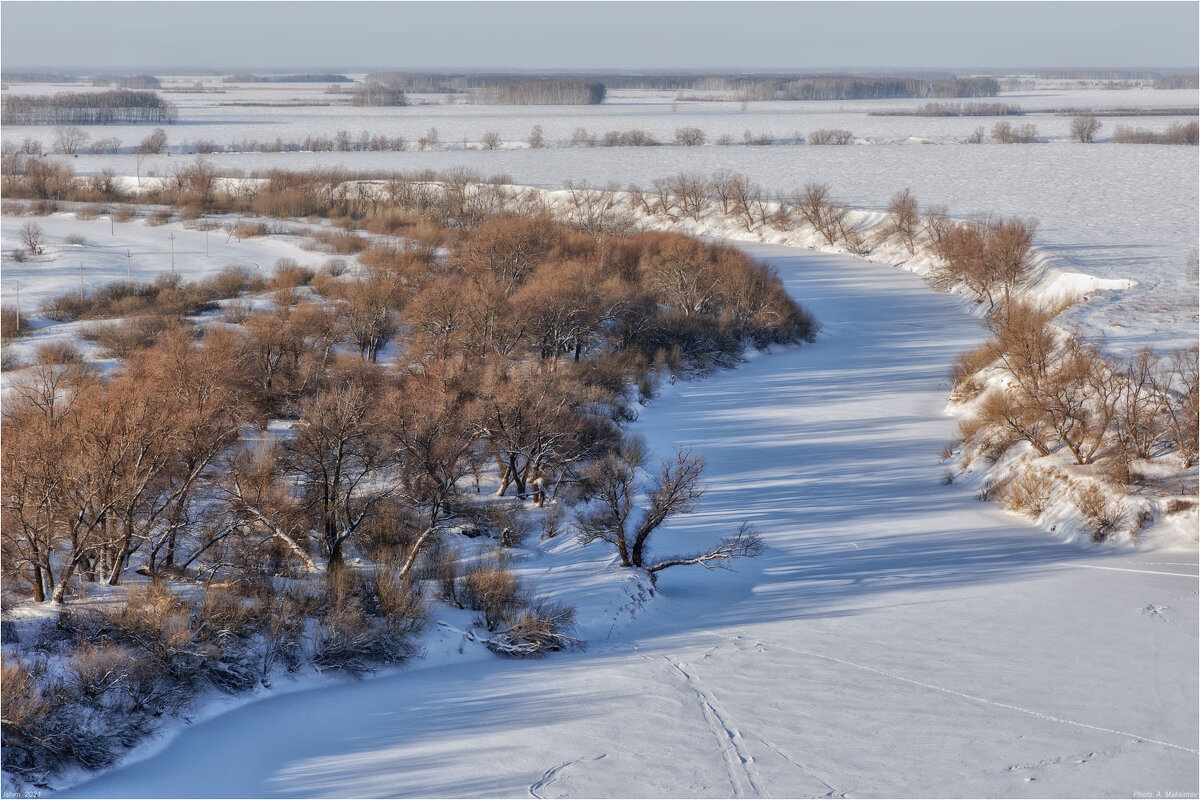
xmin=4 ymin=216 xmax=803 ymax=614
xmin=1111 ymin=121 xmax=1199 ymax=145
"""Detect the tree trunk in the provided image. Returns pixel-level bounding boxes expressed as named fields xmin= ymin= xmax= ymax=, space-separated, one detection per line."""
xmin=31 ymin=566 xmax=46 ymax=603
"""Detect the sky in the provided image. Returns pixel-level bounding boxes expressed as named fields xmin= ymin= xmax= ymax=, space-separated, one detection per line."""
xmin=1 ymin=1 xmax=1197 ymax=72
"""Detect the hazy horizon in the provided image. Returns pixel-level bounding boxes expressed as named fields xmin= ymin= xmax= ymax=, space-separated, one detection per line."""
xmin=2 ymin=1 xmax=1197 ymax=71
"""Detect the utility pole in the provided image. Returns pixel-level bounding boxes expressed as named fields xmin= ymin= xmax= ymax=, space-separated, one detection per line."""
xmin=79 ymin=261 xmax=85 ymax=299
xmin=127 ymin=249 xmax=132 ymax=279
xmin=206 ymin=228 xmax=210 ymax=257
xmin=13 ymin=281 xmax=20 ymax=332
xmin=168 ymin=232 xmax=176 ymax=273
xmin=111 ymin=214 xmax=114 ymax=236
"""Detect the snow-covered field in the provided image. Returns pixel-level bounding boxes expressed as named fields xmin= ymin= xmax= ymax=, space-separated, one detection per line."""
xmin=54 ymin=244 xmax=1199 ymax=799
xmin=7 ymin=80 xmax=1197 ymax=353
xmin=6 ymin=81 xmax=1197 ymax=148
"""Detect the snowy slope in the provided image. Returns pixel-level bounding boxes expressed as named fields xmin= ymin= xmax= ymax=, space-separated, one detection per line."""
xmin=56 ymin=245 xmax=1199 ymax=799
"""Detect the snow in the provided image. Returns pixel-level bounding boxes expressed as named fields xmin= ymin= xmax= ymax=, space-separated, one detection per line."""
xmin=0 ymin=212 xmax=330 ymax=379
xmin=53 ymin=245 xmax=1198 ymax=799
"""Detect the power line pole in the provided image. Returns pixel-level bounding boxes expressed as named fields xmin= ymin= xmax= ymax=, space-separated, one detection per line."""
xmin=206 ymin=228 xmax=210 ymax=258
xmin=79 ymin=261 xmax=85 ymax=299
xmin=13 ymin=281 xmax=20 ymax=332
xmin=168 ymin=232 xmax=176 ymax=273
xmin=127 ymin=249 xmax=132 ymax=280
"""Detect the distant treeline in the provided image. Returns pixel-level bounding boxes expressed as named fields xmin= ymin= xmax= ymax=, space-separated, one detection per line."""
xmin=222 ymin=73 xmax=353 ymax=83
xmin=1 ymin=72 xmax=77 ymax=84
xmin=91 ymin=74 xmax=161 ymax=89
xmin=360 ymin=71 xmax=998 ymax=100
xmin=736 ymin=76 xmax=1000 ymax=100
xmin=1034 ymin=69 xmax=1165 ymax=80
xmin=483 ymin=80 xmax=606 ymax=105
xmin=1153 ymin=74 xmax=1200 ymax=90
xmin=1 ymin=89 xmax=177 ymax=125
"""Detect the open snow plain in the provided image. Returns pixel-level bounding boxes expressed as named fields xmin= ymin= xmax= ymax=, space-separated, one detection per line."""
xmin=59 ymin=245 xmax=1199 ymax=799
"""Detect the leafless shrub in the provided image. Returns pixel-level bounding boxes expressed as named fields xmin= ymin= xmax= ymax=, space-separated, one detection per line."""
xmin=742 ymin=130 xmax=774 ymax=146
xmin=34 ymin=341 xmax=84 ymax=365
xmin=1000 ymin=467 xmax=1056 ymax=517
xmin=222 ymin=298 xmax=255 ymax=324
xmin=487 ymin=599 xmax=582 ymax=657
xmin=808 ymin=128 xmax=854 ymax=145
xmin=674 ymin=127 xmax=706 ymax=146
xmin=310 ymin=229 xmax=363 ymax=254
xmin=1073 ymin=482 xmax=1127 ymax=542
xmin=458 ymin=553 xmax=523 ymax=631
xmin=528 ymin=125 xmax=545 ymax=148
xmin=1 ymin=305 xmax=27 ymax=343
xmin=571 ymin=127 xmax=597 ymax=147
xmin=485 ymin=502 xmax=532 ymax=548
xmin=81 ymin=315 xmax=178 ymax=359
xmin=991 ymin=122 xmax=1039 ymax=143
xmin=271 ymin=258 xmax=316 ymax=289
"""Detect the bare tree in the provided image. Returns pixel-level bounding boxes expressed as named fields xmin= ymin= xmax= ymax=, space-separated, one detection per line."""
xmin=54 ymin=126 xmax=90 ymax=155
xmin=578 ymin=439 xmax=763 ymax=579
xmin=792 ymin=183 xmax=846 ymax=246
xmin=1070 ymin=114 xmax=1102 ymax=143
xmin=528 ymin=125 xmax=545 ymax=149
xmin=885 ymin=188 xmax=920 ymax=254
xmin=137 ymin=128 xmax=168 ymax=155
xmin=19 ymin=222 xmax=44 ymax=255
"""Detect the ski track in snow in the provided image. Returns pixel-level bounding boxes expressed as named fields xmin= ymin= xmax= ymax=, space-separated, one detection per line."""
xmin=701 ymin=630 xmax=1199 ymax=757
xmin=1063 ymin=563 xmax=1199 ymax=578
xmin=660 ymin=655 xmax=762 ymax=797
xmin=527 ymin=754 xmax=606 ymax=799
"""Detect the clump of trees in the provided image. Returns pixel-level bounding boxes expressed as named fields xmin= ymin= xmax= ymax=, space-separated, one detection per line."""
xmin=1 ymin=90 xmax=177 ymax=125
xmin=928 ymin=215 xmax=1039 ymax=307
xmin=957 ymin=303 xmax=1197 ymax=538
xmin=350 ymin=81 xmax=408 ymax=107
